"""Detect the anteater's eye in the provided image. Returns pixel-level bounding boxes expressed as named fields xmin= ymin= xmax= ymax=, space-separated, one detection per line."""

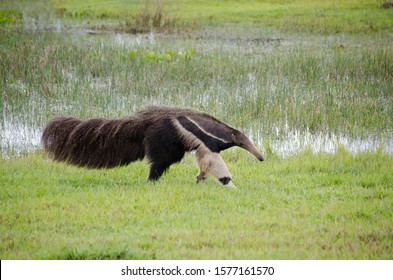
xmin=239 ymin=142 xmax=244 ymax=147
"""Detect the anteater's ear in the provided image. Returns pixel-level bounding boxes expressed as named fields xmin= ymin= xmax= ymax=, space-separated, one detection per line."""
xmin=231 ymin=134 xmax=236 ymax=143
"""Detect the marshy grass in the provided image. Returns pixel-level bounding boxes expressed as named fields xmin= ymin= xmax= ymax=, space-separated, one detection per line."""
xmin=1 ymin=27 xmax=392 ymax=156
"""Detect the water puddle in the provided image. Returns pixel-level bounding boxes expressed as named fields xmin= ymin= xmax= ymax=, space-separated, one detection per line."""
xmin=265 ymin=130 xmax=393 ymax=157
xmin=1 ymin=121 xmax=41 ymax=158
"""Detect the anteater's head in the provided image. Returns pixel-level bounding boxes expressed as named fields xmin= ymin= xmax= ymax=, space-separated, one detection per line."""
xmin=231 ymin=131 xmax=264 ymax=161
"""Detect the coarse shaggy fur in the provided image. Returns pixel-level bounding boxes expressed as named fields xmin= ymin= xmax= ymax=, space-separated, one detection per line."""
xmin=42 ymin=105 xmax=263 ymax=183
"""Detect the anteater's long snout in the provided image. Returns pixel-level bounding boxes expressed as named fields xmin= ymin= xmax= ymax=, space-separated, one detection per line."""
xmin=244 ymin=142 xmax=264 ymax=161
xmin=256 ymin=153 xmax=264 ymax=161
xmin=252 ymin=149 xmax=264 ymax=161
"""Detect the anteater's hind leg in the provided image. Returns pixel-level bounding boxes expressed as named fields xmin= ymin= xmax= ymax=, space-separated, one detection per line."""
xmin=148 ymin=161 xmax=171 ymax=181
xmin=147 ymin=150 xmax=185 ymax=181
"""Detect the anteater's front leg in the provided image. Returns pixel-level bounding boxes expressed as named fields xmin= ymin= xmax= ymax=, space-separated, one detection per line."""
xmin=195 ymin=148 xmax=208 ymax=183
xmin=196 ymin=171 xmax=207 ymax=183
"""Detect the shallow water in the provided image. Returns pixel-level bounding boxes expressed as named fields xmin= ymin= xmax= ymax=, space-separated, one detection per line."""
xmin=1 ymin=122 xmax=41 ymax=158
xmin=1 ymin=26 xmax=392 ymax=159
xmin=266 ymin=130 xmax=393 ymax=157
xmin=1 ymin=119 xmax=392 ymax=159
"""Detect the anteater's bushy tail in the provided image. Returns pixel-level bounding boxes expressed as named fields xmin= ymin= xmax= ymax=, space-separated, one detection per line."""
xmin=42 ymin=117 xmax=145 ymax=168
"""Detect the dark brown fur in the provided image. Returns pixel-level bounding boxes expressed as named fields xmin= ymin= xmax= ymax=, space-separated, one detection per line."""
xmin=42 ymin=117 xmax=146 ymax=168
xmin=42 ymin=106 xmax=263 ymax=181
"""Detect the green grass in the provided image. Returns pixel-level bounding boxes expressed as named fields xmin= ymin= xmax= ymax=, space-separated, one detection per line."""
xmin=47 ymin=0 xmax=393 ymax=33
xmin=1 ymin=0 xmax=392 ymax=33
xmin=1 ymin=151 xmax=392 ymax=259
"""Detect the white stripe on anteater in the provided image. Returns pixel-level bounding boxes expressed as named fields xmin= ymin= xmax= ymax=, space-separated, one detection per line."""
xmin=182 ymin=116 xmax=231 ymax=144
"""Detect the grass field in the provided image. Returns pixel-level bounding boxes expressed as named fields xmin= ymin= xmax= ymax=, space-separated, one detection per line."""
xmin=1 ymin=151 xmax=392 ymax=259
xmin=0 ymin=0 xmax=392 ymax=259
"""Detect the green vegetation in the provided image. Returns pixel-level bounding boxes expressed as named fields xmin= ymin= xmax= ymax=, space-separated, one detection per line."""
xmin=0 ymin=9 xmax=22 ymax=26
xmin=1 ymin=151 xmax=392 ymax=259
xmin=0 ymin=0 xmax=392 ymax=259
xmin=1 ymin=0 xmax=392 ymax=33
xmin=49 ymin=0 xmax=393 ymax=33
xmin=1 ymin=29 xmax=391 ymax=148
